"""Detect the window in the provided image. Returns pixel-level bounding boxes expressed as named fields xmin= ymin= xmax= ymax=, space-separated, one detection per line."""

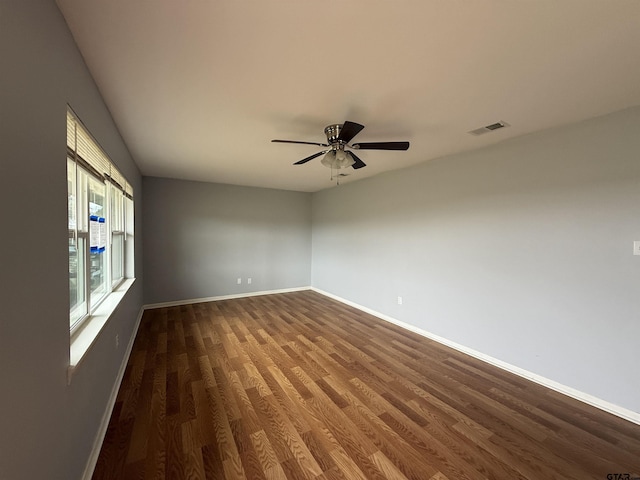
xmin=67 ymin=108 xmax=134 ymax=333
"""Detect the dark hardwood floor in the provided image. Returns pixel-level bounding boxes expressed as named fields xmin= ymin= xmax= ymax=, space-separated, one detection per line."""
xmin=92 ymin=290 xmax=640 ymax=479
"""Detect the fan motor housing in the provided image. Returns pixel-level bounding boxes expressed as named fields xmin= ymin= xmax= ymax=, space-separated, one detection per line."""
xmin=324 ymin=124 xmax=344 ymax=145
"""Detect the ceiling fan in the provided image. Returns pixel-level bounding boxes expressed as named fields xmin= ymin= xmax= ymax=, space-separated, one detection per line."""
xmin=272 ymin=121 xmax=410 ymax=171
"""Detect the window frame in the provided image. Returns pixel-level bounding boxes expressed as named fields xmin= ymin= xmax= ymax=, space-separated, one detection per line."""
xmin=67 ymin=107 xmax=135 ymax=336
xmin=110 ymin=182 xmax=126 ymax=288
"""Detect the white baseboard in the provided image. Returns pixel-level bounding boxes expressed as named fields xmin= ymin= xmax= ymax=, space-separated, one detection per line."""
xmin=311 ymin=287 xmax=640 ymax=426
xmin=81 ymin=306 xmax=145 ymax=480
xmin=143 ymin=286 xmax=312 ymax=310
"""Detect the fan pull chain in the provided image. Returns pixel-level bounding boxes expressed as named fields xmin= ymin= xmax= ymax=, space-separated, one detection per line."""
xmin=330 ymin=167 xmax=342 ymax=186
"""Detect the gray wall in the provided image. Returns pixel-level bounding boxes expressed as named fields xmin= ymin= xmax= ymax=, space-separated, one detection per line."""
xmin=143 ymin=177 xmax=311 ymax=304
xmin=312 ymin=107 xmax=640 ymax=414
xmin=0 ymin=2 xmax=143 ymax=479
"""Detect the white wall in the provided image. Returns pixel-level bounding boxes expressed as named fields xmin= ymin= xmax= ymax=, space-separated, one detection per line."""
xmin=143 ymin=177 xmax=311 ymax=304
xmin=312 ymin=107 xmax=640 ymax=414
xmin=0 ymin=2 xmax=143 ymax=479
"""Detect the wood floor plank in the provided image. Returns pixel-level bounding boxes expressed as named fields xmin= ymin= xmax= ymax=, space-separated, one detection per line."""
xmin=369 ymin=451 xmax=410 ymax=480
xmin=328 ymin=448 xmax=368 ymax=480
xmin=260 ymin=393 xmax=323 ymax=477
xmin=342 ymin=396 xmax=440 ymax=480
xmin=249 ymin=429 xmax=281 ymax=476
xmin=93 ymin=291 xmax=640 ymax=479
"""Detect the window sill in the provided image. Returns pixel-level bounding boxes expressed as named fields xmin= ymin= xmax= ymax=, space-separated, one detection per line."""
xmin=68 ymin=278 xmax=136 ymax=383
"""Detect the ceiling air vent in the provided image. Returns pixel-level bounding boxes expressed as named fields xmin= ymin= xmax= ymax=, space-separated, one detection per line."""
xmin=468 ymin=121 xmax=510 ymax=136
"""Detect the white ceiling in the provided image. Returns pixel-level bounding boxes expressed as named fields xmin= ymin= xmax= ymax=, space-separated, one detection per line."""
xmin=56 ymin=0 xmax=640 ymax=192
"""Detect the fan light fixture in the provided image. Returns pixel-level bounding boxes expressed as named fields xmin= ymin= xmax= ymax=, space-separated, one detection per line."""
xmin=321 ymin=148 xmax=354 ymax=169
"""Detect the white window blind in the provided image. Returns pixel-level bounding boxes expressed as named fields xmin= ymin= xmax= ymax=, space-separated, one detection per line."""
xmin=66 ymin=109 xmax=132 ymax=198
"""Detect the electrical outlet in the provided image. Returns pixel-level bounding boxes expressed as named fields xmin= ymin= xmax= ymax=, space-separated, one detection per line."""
xmin=247 ymin=277 xmax=252 ymax=285
xmin=237 ymin=277 xmax=242 ymax=284
xmin=634 ymin=241 xmax=640 ymax=256
xmin=397 ymin=296 xmax=403 ymax=305
xmin=115 ymin=334 xmax=119 ymax=348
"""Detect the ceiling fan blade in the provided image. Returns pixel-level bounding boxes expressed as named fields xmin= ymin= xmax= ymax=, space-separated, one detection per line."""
xmin=349 ymin=151 xmax=367 ymax=170
xmin=352 ymin=141 xmax=410 ymax=151
xmin=293 ymin=150 xmax=328 ymax=165
xmin=272 ymin=139 xmax=329 ymax=147
xmin=338 ymin=121 xmax=365 ymax=144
